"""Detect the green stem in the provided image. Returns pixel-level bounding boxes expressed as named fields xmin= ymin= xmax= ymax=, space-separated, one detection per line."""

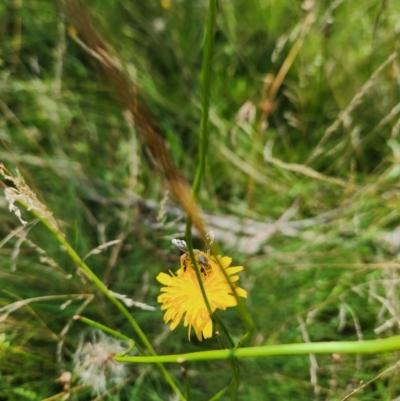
xmin=116 ymin=335 xmax=400 ymax=363
xmin=184 ymin=0 xmax=217 ymax=335
xmin=229 ymin=358 xmax=239 ymax=401
xmin=184 ymin=235 xmax=214 ymax=319
xmin=183 ymin=0 xmax=239 ymax=358
xmin=75 ymin=315 xmax=133 ymax=343
xmin=214 ymin=313 xmax=235 ymax=348
xmin=184 ymin=0 xmax=216 ymax=237
xmin=211 ymin=253 xmax=255 ymax=347
xmin=215 ymin=329 xmax=239 ymax=400
xmin=208 ymin=386 xmax=229 ymax=401
xmin=28 ymin=208 xmax=184 ymax=400
xmin=190 ymin=0 xmax=216 ymax=199
xmin=184 ymin=369 xmax=191 ymax=401
xmin=183 ymin=0 xmax=254 ymax=353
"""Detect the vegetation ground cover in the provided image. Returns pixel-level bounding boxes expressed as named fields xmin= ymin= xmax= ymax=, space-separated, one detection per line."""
xmin=1 ymin=0 xmax=400 ymax=400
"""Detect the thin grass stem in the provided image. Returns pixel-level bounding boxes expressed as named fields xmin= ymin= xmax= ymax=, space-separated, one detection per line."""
xmin=208 ymin=386 xmax=229 ymax=401
xmin=74 ymin=315 xmax=132 ymax=342
xmin=26 ymin=207 xmax=185 ymax=400
xmin=184 ymin=0 xmax=217 ymax=329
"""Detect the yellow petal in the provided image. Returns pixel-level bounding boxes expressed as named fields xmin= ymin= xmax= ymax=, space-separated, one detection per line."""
xmin=202 ymin=320 xmax=213 ymax=339
xmin=218 ymin=256 xmax=232 ymax=268
xmin=195 ymin=326 xmax=203 ymax=341
xmin=170 ymin=311 xmax=184 ymax=330
xmin=226 ymin=266 xmax=244 ymax=275
xmin=234 ymin=287 xmax=247 ymax=298
xmin=156 ymin=272 xmax=173 ymax=285
xmin=222 ymin=294 xmax=238 ymax=307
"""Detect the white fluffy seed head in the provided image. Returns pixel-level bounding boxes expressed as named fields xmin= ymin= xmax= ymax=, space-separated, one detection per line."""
xmin=73 ymin=330 xmax=129 ymax=395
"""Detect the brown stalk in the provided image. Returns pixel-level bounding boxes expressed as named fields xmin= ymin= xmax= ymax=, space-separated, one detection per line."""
xmin=62 ymin=0 xmax=207 ymax=241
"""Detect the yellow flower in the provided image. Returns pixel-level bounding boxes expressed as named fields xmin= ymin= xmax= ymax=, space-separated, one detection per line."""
xmin=156 ymin=250 xmax=247 ymax=341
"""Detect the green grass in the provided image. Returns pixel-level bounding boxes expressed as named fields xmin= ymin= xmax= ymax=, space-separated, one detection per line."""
xmin=1 ymin=0 xmax=400 ymax=399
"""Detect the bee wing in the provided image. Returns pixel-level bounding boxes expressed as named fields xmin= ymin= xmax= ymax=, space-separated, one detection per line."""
xmin=206 ymin=231 xmax=215 ymax=253
xmin=197 ymin=253 xmax=208 ymax=264
xmin=172 ymin=238 xmax=189 ymax=253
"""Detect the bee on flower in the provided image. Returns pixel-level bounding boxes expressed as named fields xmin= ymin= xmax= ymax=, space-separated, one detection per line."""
xmin=156 ymin=233 xmax=247 ymax=341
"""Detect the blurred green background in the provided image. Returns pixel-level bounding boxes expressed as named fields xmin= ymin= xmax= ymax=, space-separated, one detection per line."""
xmin=1 ymin=0 xmax=400 ymax=399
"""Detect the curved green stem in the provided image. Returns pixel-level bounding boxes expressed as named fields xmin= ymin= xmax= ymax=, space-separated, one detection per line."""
xmin=75 ymin=315 xmax=139 ymax=356
xmin=116 ymin=335 xmax=400 ymax=363
xmin=75 ymin=315 xmax=134 ymax=343
xmin=27 ymin=207 xmax=184 ymax=400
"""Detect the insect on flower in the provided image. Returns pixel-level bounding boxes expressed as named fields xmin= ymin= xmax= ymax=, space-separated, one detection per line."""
xmin=171 ymin=231 xmax=215 ymax=277
xmin=156 ymin=232 xmax=247 ymax=341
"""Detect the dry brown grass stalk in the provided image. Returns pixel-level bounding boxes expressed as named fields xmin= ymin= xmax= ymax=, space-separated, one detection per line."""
xmin=62 ymin=0 xmax=208 ymax=242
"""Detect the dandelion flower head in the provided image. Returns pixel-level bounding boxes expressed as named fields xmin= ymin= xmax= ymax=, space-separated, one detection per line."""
xmin=156 ymin=238 xmax=247 ymax=341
